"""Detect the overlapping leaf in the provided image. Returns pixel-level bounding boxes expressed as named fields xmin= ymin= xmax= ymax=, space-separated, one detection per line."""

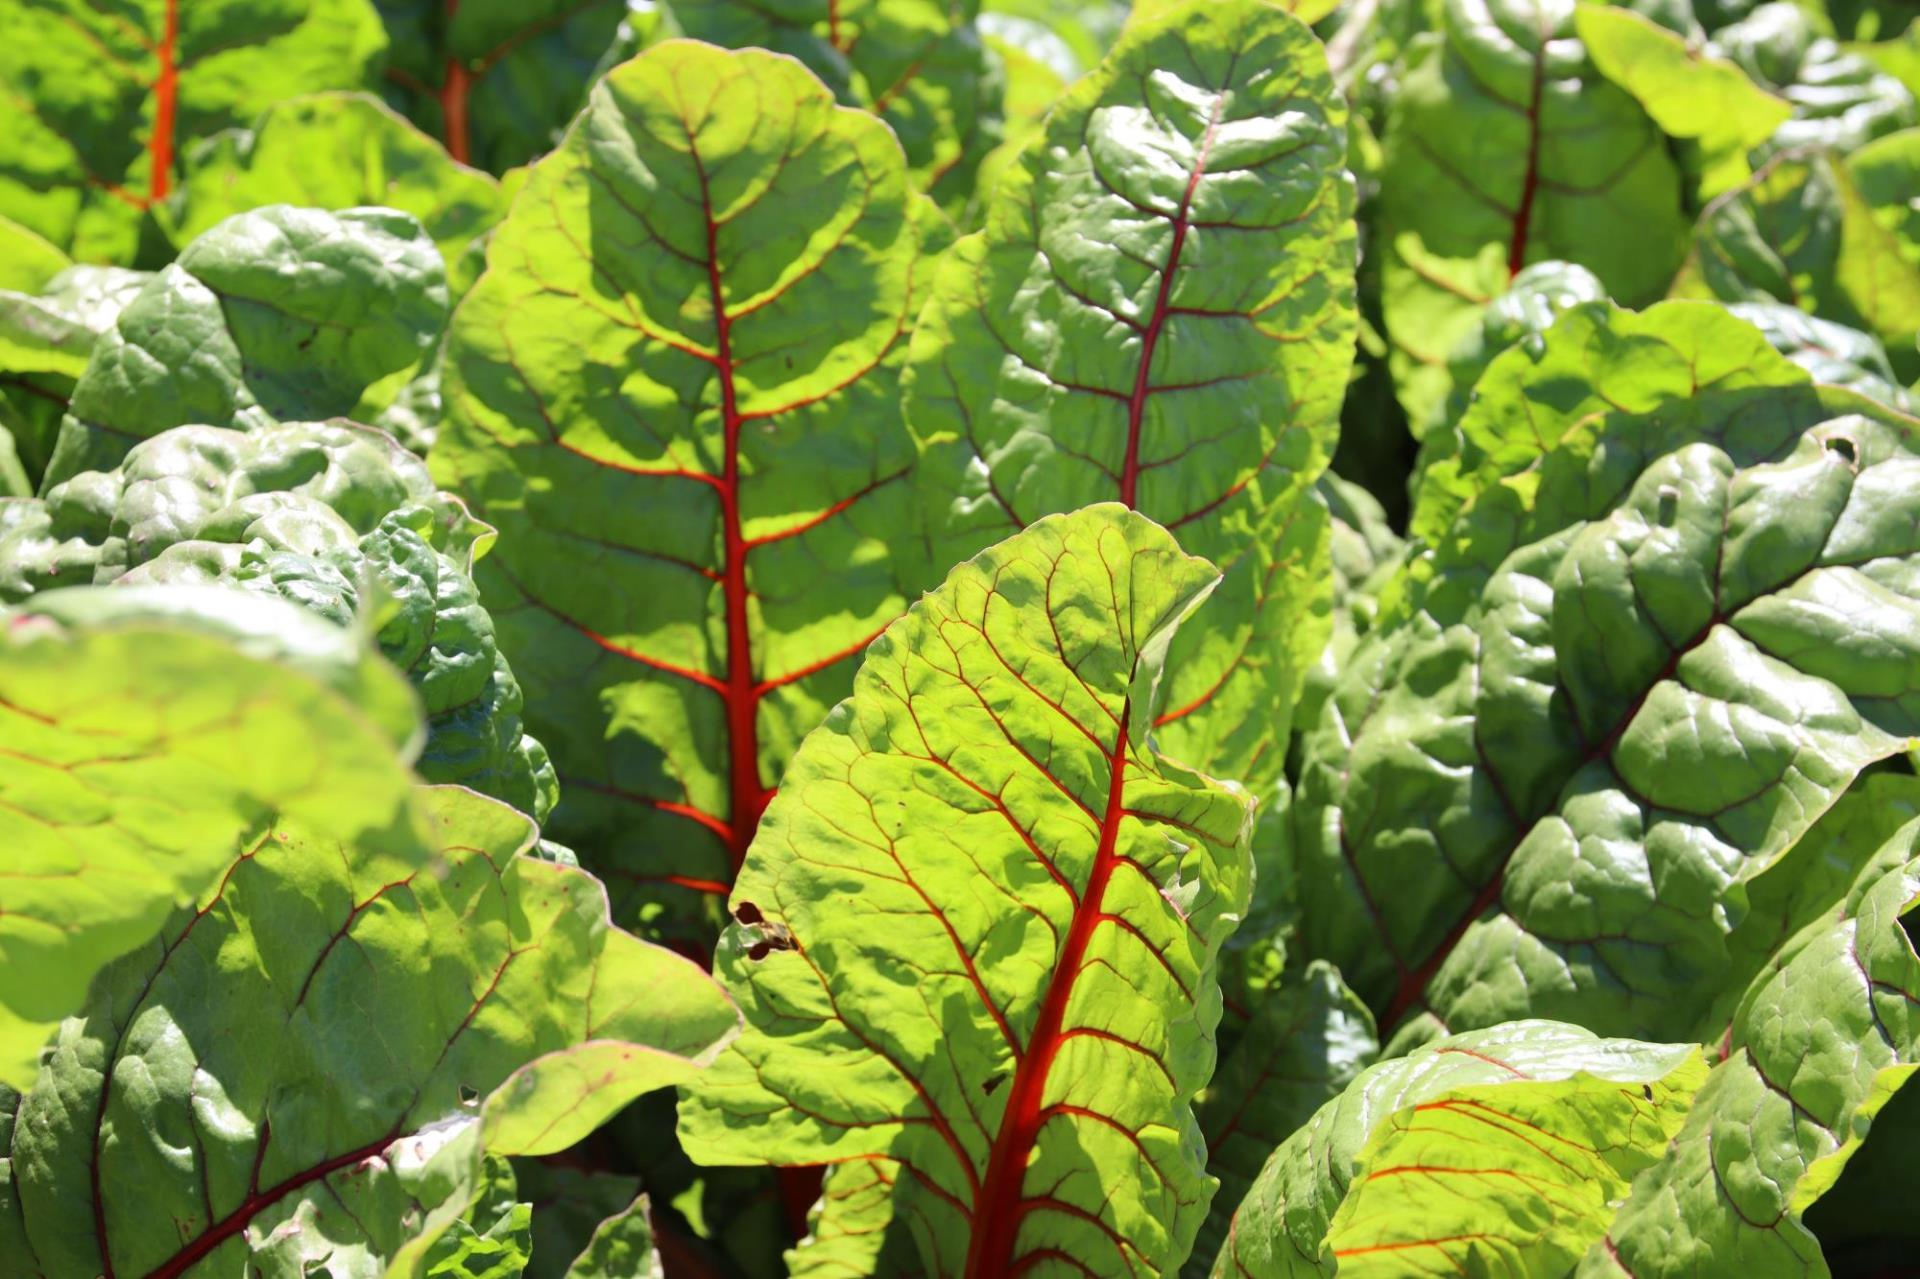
xmin=171 ymin=92 xmax=505 ymax=292
xmin=1376 ymin=0 xmax=1688 ymax=424
xmin=679 ymin=505 xmax=1256 ymax=1278
xmin=1 ymin=419 xmax=556 ymax=817
xmin=1212 ymin=1022 xmax=1705 ymax=1277
xmin=1728 ymin=300 xmax=1914 ymax=411
xmin=1582 ymin=791 xmax=1920 ymax=1276
xmin=6 ymin=698 xmax=737 ymax=1276
xmin=0 ymin=264 xmax=147 ymax=490
xmin=1295 ymin=298 xmax=1920 ymax=1051
xmin=0 ymin=0 xmax=386 ymax=262
xmin=906 ymin=0 xmax=1356 ymax=787
xmin=42 ymin=204 xmax=447 ymax=487
xmin=0 ymin=585 xmax=416 ymax=1090
xmin=1713 ymin=1 xmax=1917 ymax=153
xmin=431 ymin=40 xmax=943 ymax=932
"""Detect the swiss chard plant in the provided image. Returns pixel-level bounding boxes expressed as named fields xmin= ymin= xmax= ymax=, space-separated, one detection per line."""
xmin=3 ymin=0 xmax=1920 ymax=1274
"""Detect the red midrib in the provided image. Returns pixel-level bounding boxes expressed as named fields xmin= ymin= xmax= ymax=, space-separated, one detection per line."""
xmin=143 ymin=1130 xmax=399 ymax=1279
xmin=963 ymin=707 xmax=1133 ymax=1278
xmin=441 ymin=0 xmax=472 ymax=164
xmin=147 ymin=0 xmax=179 ymax=201
xmin=694 ymin=155 xmax=767 ymax=873
xmin=1506 ymin=37 xmax=1547 ymax=278
xmin=1121 ymin=99 xmax=1225 ymax=508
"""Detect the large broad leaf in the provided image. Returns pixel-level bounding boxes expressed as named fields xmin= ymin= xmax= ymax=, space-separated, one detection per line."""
xmin=0 ymin=586 xmax=415 ymax=1090
xmin=0 ymin=0 xmax=386 ymax=262
xmin=374 ymin=0 xmax=654 ymax=172
xmin=431 ymin=40 xmax=942 ymax=931
xmin=0 ymin=419 xmax=556 ymax=819
xmin=170 ymin=92 xmax=505 ymax=293
xmin=1728 ymin=300 xmax=1915 ymax=412
xmin=0 ymin=265 xmax=147 ymax=489
xmin=1294 ymin=298 xmax=1920 ymax=1051
xmin=679 ymin=505 xmax=1256 ymax=1277
xmin=0 ymin=216 xmax=70 ymax=294
xmin=42 ymin=205 xmax=447 ymax=487
xmin=1211 ymin=1022 xmax=1706 ymax=1277
xmin=1581 ymin=790 xmax=1920 ymax=1276
xmin=4 ymin=676 xmax=737 ymax=1276
xmin=906 ymin=0 xmax=1356 ymax=788
xmin=1376 ymin=0 xmax=1688 ymax=424
xmin=664 ymin=0 xmax=1001 ymax=211
xmin=1712 ymin=1 xmax=1917 ymax=153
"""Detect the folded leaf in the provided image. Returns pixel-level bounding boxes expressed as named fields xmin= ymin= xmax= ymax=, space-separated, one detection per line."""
xmin=1213 ymin=1022 xmax=1705 ymax=1277
xmin=0 ymin=265 xmax=147 ymax=487
xmin=0 ymin=0 xmax=386 ymax=261
xmin=0 ymin=420 xmax=556 ymax=818
xmin=7 ymin=765 xmax=737 ymax=1276
xmin=906 ymin=0 xmax=1356 ymax=787
xmin=1583 ymin=794 xmax=1920 ymax=1276
xmin=679 ymin=504 xmax=1256 ymax=1277
xmin=0 ymin=585 xmax=418 ymax=1090
xmin=432 ymin=40 xmax=942 ymax=930
xmin=171 ymin=92 xmax=505 ymax=293
xmin=1296 ymin=299 xmax=1920 ymax=1048
xmin=1377 ymin=0 xmax=1688 ymax=423
xmin=43 ymin=205 xmax=448 ymax=487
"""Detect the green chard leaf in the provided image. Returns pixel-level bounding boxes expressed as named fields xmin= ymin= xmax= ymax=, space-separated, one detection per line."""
xmin=170 ymin=93 xmax=506 ymax=294
xmin=1212 ymin=1021 xmax=1706 ymax=1277
xmin=0 ymin=0 xmax=386 ymax=262
xmin=906 ymin=0 xmax=1357 ymax=789
xmin=1377 ymin=0 xmax=1689 ymax=425
xmin=679 ymin=505 xmax=1256 ymax=1277
xmin=1728 ymin=300 xmax=1915 ymax=411
xmin=375 ymin=0 xmax=656 ymax=173
xmin=1296 ymin=298 xmax=1920 ymax=1051
xmin=1583 ymin=794 xmax=1920 ymax=1276
xmin=1296 ymin=474 xmax=1406 ymax=738
xmin=42 ymin=204 xmax=448 ymax=487
xmin=431 ymin=40 xmax=943 ymax=930
xmin=0 ymin=586 xmax=416 ymax=1090
xmin=0 ymin=264 xmax=147 ymax=489
xmin=0 ymin=215 xmax=70 ymax=294
xmin=5 ymin=635 xmax=738 ymax=1274
xmin=664 ymin=0 xmax=1002 ymax=211
xmin=1713 ymin=1 xmax=1917 ymax=153
xmin=0 ymin=420 xmax=557 ymax=819
xmin=556 ymin=1194 xmax=664 ymax=1279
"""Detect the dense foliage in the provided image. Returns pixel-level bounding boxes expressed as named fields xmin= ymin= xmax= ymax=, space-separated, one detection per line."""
xmin=2 ymin=0 xmax=1918 ymax=1275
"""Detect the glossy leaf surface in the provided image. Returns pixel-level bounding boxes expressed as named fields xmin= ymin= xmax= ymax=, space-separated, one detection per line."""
xmin=43 ymin=205 xmax=447 ymax=487
xmin=680 ymin=505 xmax=1255 ymax=1278
xmin=432 ymin=40 xmax=941 ymax=927
xmin=1714 ymin=1 xmax=1917 ymax=153
xmin=0 ymin=586 xmax=415 ymax=1090
xmin=0 ymin=265 xmax=147 ymax=488
xmin=907 ymin=0 xmax=1356 ymax=786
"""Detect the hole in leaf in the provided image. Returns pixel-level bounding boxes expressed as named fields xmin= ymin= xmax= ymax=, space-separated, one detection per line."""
xmin=1657 ymin=485 xmax=1680 ymax=528
xmin=735 ymin=900 xmax=764 ymax=926
xmin=1827 ymin=434 xmax=1859 ymax=467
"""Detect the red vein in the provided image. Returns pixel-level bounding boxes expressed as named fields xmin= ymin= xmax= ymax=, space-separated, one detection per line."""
xmin=1120 ymin=98 xmax=1225 ymax=507
xmin=146 ymin=0 xmax=178 ymax=201
xmin=1506 ymin=33 xmax=1547 ymax=278
xmin=964 ymin=708 xmax=1134 ymax=1279
xmin=440 ymin=0 xmax=471 ymax=164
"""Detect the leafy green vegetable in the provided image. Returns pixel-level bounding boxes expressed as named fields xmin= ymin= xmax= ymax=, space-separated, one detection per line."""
xmin=1212 ymin=1021 xmax=1706 ymax=1277
xmin=1714 ymin=1 xmax=1917 ymax=152
xmin=907 ymin=0 xmax=1356 ymax=787
xmin=43 ymin=204 xmax=447 ymax=487
xmin=432 ymin=39 xmax=943 ymax=930
xmin=0 ymin=0 xmax=386 ymax=262
xmin=0 ymin=266 xmax=148 ymax=490
xmin=1298 ymin=298 xmax=1920 ymax=1050
xmin=680 ymin=504 xmax=1255 ymax=1277
xmin=0 ymin=585 xmax=416 ymax=1090
xmin=556 ymin=1193 xmax=663 ymax=1279
xmin=0 ymin=420 xmax=555 ymax=818
xmin=1729 ymin=299 xmax=1915 ymax=409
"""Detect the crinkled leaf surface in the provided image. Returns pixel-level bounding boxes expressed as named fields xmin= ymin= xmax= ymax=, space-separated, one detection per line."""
xmin=1296 ymin=298 xmax=1920 ymax=1050
xmin=1713 ymin=1 xmax=1917 ymax=153
xmin=907 ymin=0 xmax=1356 ymax=788
xmin=1582 ymin=798 xmax=1920 ymax=1276
xmin=679 ymin=505 xmax=1256 ymax=1278
xmin=1 ymin=420 xmax=555 ymax=818
xmin=664 ymin=0 xmax=1000 ymax=210
xmin=1728 ymin=300 xmax=1914 ymax=412
xmin=431 ymin=40 xmax=941 ymax=930
xmin=0 ymin=0 xmax=385 ymax=262
xmin=7 ymin=770 xmax=736 ymax=1277
xmin=43 ymin=205 xmax=447 ymax=487
xmin=375 ymin=0 xmax=652 ymax=173
xmin=1187 ymin=961 xmax=1377 ymax=1277
xmin=0 ymin=265 xmax=147 ymax=488
xmin=0 ymin=585 xmax=418 ymax=1091
xmin=171 ymin=93 xmax=505 ymax=293
xmin=1297 ymin=475 xmax=1405 ymax=736
xmin=1377 ymin=0 xmax=1688 ymax=423
xmin=1213 ymin=1022 xmax=1705 ymax=1278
